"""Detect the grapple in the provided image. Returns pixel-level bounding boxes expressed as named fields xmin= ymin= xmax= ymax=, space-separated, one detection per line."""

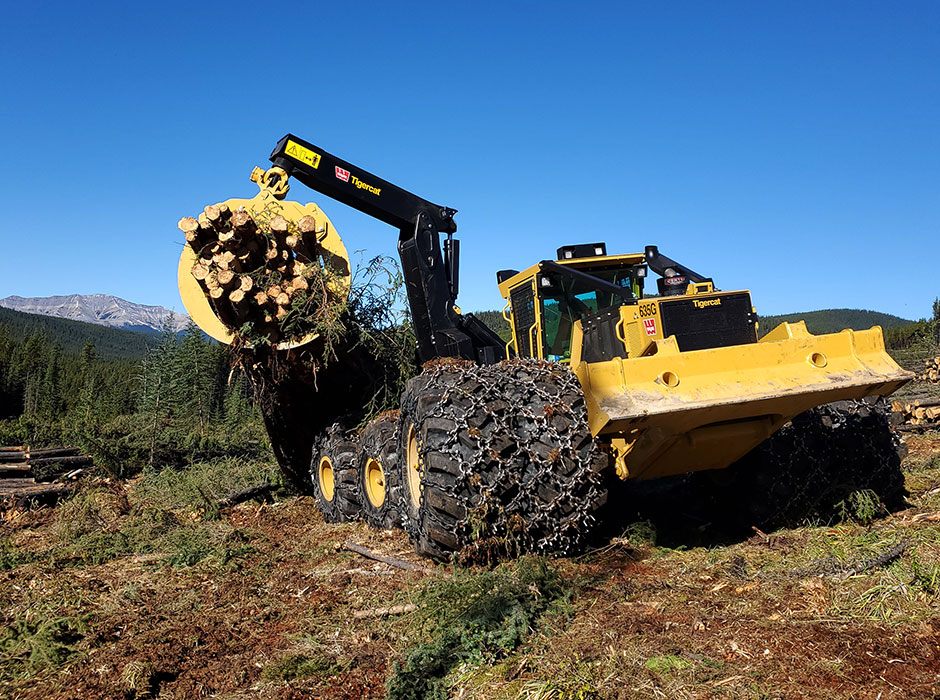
xmin=177 ymin=167 xmax=350 ymax=349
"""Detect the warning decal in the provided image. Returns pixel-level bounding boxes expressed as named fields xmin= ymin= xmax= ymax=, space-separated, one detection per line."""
xmin=284 ymin=140 xmax=321 ymax=169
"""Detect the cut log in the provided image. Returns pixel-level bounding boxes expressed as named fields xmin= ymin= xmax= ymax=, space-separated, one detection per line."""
xmin=217 ymin=269 xmax=237 ymax=288
xmin=239 ymin=275 xmax=254 ymax=293
xmin=270 ymin=215 xmax=290 ymax=241
xmin=216 ymin=483 xmax=275 ymax=508
xmin=353 ymin=604 xmax=417 ymax=619
xmin=29 ymin=447 xmax=80 ymax=459
xmin=285 ymin=234 xmax=314 ymax=261
xmin=231 ymin=210 xmax=256 ymax=232
xmin=0 ymin=464 xmax=31 ymax=478
xmin=204 ymin=203 xmax=231 ymax=230
xmin=344 ymin=541 xmax=441 ymax=575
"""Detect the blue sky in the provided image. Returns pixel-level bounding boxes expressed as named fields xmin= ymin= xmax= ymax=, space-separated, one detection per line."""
xmin=0 ymin=1 xmax=937 ymax=320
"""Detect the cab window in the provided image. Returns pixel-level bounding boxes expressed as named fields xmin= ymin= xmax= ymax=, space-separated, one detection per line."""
xmin=540 ymin=268 xmax=636 ymax=362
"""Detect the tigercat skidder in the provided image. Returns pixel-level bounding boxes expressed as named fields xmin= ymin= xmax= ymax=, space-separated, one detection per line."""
xmin=178 ymin=134 xmax=913 ymax=560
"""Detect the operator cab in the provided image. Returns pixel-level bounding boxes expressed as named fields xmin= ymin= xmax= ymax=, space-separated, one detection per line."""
xmin=497 ymin=243 xmax=647 ymax=363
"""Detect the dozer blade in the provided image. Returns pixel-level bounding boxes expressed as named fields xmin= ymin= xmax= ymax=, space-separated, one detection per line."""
xmin=575 ymin=322 xmax=913 ymax=480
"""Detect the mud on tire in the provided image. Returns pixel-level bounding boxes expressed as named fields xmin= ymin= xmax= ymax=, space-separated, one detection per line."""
xmin=397 ymin=358 xmax=607 ymax=562
xmin=357 ymin=414 xmax=403 ymax=530
xmin=311 ymin=425 xmax=361 ymax=523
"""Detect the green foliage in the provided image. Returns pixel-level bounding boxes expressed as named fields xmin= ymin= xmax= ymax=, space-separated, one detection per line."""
xmin=134 ymin=456 xmax=280 ymax=520
xmin=54 ymin=458 xmax=275 ymax=568
xmin=0 ymin=612 xmax=86 ymax=682
xmin=472 ymin=310 xmax=513 ymax=343
xmin=645 ymin=654 xmax=691 ymax=675
xmin=885 ymin=318 xmax=939 ymax=351
xmin=261 ymin=652 xmax=344 ymax=681
xmin=758 ymin=308 xmax=913 ymax=337
xmin=0 ymin=308 xmax=266 ymax=473
xmin=0 ymin=540 xmax=42 ymax=571
xmin=836 ymin=489 xmax=883 ymax=525
xmin=388 ymin=556 xmax=572 ymax=700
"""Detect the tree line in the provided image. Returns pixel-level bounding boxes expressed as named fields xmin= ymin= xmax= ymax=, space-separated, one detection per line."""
xmin=0 ymin=321 xmax=265 ymax=473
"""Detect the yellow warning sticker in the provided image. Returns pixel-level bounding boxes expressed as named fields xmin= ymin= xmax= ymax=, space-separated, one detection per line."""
xmin=284 ymin=140 xmax=321 ymax=169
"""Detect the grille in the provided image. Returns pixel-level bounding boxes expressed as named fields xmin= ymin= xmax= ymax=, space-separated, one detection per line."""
xmin=510 ymin=285 xmax=537 ymax=357
xmin=659 ymin=293 xmax=756 ymax=351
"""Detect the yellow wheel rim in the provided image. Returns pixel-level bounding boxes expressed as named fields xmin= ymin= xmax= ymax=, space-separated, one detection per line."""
xmin=364 ymin=458 xmax=386 ymax=508
xmin=406 ymin=424 xmax=422 ymax=509
xmin=318 ymin=456 xmax=335 ymax=502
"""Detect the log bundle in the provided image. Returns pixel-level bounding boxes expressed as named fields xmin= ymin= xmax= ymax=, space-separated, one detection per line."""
xmin=917 ymin=356 xmax=940 ymax=384
xmin=0 ymin=445 xmax=91 ymax=509
xmin=891 ymin=397 xmax=940 ymax=425
xmin=179 ymin=205 xmax=331 ymax=345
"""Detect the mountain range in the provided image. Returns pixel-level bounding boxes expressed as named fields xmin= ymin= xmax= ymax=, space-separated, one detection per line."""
xmin=0 ymin=294 xmax=189 ymax=334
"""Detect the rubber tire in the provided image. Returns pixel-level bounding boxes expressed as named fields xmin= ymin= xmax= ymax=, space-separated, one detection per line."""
xmin=311 ymin=426 xmax=361 ymax=523
xmin=397 ymin=358 xmax=607 ymax=562
xmin=715 ymin=398 xmax=907 ymax=529
xmin=357 ymin=414 xmax=403 ymax=530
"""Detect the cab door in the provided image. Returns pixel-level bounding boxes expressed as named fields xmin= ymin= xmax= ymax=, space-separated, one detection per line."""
xmin=508 ymin=278 xmax=543 ymax=359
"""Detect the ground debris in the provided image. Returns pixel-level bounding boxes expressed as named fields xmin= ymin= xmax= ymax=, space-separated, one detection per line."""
xmin=763 ymin=539 xmax=909 ymax=581
xmin=344 ymin=540 xmax=441 ymax=575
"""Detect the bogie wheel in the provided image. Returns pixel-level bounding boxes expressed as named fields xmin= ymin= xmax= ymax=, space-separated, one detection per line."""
xmin=311 ymin=426 xmax=361 ymax=523
xmin=357 ymin=413 xmax=403 ymax=529
xmin=397 ymin=358 xmax=607 ymax=562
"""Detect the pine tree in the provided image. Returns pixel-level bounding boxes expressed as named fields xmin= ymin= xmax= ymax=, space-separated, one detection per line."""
xmin=39 ymin=345 xmax=62 ymax=418
xmin=137 ymin=325 xmax=183 ymax=468
xmin=78 ymin=341 xmax=102 ymax=422
xmin=178 ymin=322 xmax=217 ymax=436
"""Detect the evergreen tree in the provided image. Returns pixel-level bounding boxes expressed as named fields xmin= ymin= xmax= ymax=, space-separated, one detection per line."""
xmin=78 ymin=341 xmax=103 ymax=422
xmin=137 ymin=326 xmax=183 ymax=468
xmin=39 ymin=345 xmax=62 ymax=418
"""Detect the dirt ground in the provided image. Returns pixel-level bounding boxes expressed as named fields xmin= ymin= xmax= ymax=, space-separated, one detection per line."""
xmin=2 ymin=434 xmax=939 ymax=700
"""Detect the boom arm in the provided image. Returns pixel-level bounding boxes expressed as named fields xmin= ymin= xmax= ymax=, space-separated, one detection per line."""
xmin=269 ymin=134 xmax=504 ymax=364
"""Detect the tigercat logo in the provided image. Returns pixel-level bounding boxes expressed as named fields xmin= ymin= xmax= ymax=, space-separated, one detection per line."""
xmin=693 ymin=298 xmax=722 ymax=309
xmin=351 ymin=175 xmax=381 ymax=196
xmin=335 ymin=166 xmax=350 ymax=182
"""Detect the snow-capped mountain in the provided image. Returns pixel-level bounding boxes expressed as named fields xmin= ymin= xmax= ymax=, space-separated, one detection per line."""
xmin=0 ymin=294 xmax=189 ymax=334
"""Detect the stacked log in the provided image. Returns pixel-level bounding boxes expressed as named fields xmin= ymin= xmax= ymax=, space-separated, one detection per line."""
xmin=179 ymin=206 xmax=330 ymax=345
xmin=890 ymin=397 xmax=940 ymax=425
xmin=0 ymin=446 xmax=91 ymax=509
xmin=917 ymin=356 xmax=940 ymax=383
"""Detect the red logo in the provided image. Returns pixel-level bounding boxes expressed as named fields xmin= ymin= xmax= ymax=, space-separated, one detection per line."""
xmin=335 ymin=166 xmax=350 ymax=182
xmin=643 ymin=318 xmax=657 ymax=336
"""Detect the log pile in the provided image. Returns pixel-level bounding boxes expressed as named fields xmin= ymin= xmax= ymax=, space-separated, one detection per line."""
xmin=0 ymin=446 xmax=92 ymax=509
xmin=916 ymin=356 xmax=940 ymax=384
xmin=890 ymin=397 xmax=940 ymax=425
xmin=179 ymin=205 xmax=334 ymax=345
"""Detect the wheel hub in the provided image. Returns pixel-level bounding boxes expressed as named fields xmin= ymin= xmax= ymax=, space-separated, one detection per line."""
xmin=406 ymin=423 xmax=421 ymax=509
xmin=365 ymin=458 xmax=386 ymax=508
xmin=318 ymin=456 xmax=335 ymax=502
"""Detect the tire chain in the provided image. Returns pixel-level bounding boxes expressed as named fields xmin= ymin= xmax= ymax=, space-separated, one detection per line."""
xmin=400 ymin=358 xmax=608 ymax=561
xmin=310 ymin=424 xmax=361 ymax=523
xmin=357 ymin=414 xmax=403 ymax=530
xmin=718 ymin=397 xmax=907 ymax=528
